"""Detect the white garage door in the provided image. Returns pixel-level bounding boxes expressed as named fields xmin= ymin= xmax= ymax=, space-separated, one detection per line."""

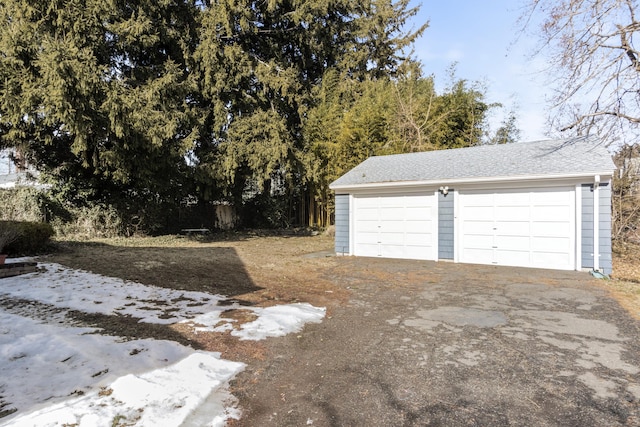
xmin=354 ymin=193 xmax=436 ymax=260
xmin=459 ymin=187 xmax=575 ymax=270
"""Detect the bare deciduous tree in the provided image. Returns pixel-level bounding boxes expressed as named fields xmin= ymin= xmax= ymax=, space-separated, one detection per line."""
xmin=613 ymin=144 xmax=640 ymax=242
xmin=522 ymin=0 xmax=640 ymax=146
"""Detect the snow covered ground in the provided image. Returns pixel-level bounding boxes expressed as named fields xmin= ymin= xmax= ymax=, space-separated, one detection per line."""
xmin=0 ymin=260 xmax=325 ymax=426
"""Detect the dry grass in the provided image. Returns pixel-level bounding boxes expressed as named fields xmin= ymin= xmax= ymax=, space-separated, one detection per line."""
xmin=608 ymin=241 xmax=640 ymax=319
xmin=612 ymin=241 xmax=640 ymax=282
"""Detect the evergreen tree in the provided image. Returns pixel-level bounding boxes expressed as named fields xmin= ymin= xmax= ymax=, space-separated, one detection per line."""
xmin=192 ymin=0 xmax=427 ymax=225
xmin=0 ymin=0 xmax=200 ymax=229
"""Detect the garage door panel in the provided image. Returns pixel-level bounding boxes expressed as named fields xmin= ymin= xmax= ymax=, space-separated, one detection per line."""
xmin=464 ymin=206 xmax=494 ymax=220
xmin=495 ymin=206 xmax=530 ymax=220
xmin=405 ymin=232 xmax=432 ymax=246
xmin=382 ymin=221 xmax=406 ymax=233
xmin=403 ymin=246 xmax=433 ymax=260
xmin=496 ymin=221 xmax=530 ymax=235
xmin=531 ymin=222 xmax=571 ymax=237
xmin=405 ymin=219 xmax=432 ymax=229
xmin=357 ymin=231 xmax=379 ymax=244
xmin=403 ymin=196 xmax=431 ymax=207
xmin=357 ymin=243 xmax=380 ymax=257
xmin=357 ymin=197 xmax=379 ymax=208
xmin=495 ymin=235 xmax=530 ymax=250
xmin=381 ymin=245 xmax=405 ymax=258
xmin=357 ymin=221 xmax=379 ymax=233
xmin=379 ymin=207 xmax=405 ymax=220
xmin=495 ymin=250 xmax=531 ymax=266
xmin=463 ymin=220 xmax=494 ymax=235
xmin=532 ymin=205 xmax=571 ymax=220
xmin=531 ymin=190 xmax=569 ymax=204
xmin=495 ymin=191 xmax=529 ymax=204
xmin=532 ymin=251 xmax=571 ymax=267
xmin=463 ymin=234 xmax=494 ymax=248
xmin=405 ymin=207 xmax=432 ymax=220
xmin=462 ymin=248 xmax=494 ymax=264
xmin=381 ymin=231 xmax=405 ymax=245
xmin=532 ymin=236 xmax=571 ymax=252
xmin=379 ymin=196 xmax=405 ymax=207
xmin=357 ymin=208 xmax=379 ymax=221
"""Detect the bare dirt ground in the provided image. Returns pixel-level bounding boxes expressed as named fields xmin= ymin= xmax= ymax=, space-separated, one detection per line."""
xmin=41 ymin=233 xmax=640 ymax=426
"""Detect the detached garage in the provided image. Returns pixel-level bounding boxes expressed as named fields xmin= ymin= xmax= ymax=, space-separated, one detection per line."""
xmin=330 ymin=137 xmax=616 ymax=273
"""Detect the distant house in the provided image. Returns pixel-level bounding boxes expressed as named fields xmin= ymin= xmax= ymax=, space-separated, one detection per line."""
xmin=0 ymin=149 xmax=42 ymax=189
xmin=330 ymin=137 xmax=615 ymax=274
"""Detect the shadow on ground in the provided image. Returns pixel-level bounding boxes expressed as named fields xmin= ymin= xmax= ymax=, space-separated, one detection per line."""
xmin=49 ymin=242 xmax=262 ymax=297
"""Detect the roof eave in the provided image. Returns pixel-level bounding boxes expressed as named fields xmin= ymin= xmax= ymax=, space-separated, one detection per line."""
xmin=329 ymin=170 xmax=615 ymax=192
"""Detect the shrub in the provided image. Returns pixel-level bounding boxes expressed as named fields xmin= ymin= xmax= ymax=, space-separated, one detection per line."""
xmin=2 ymin=221 xmax=54 ymax=255
xmin=0 ymin=221 xmax=21 ymax=253
xmin=0 ymin=187 xmax=48 ymax=222
xmin=51 ymin=204 xmax=124 ymax=239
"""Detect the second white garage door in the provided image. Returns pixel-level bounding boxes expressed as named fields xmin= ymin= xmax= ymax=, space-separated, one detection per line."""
xmin=354 ymin=193 xmax=437 ymax=260
xmin=458 ymin=187 xmax=575 ymax=270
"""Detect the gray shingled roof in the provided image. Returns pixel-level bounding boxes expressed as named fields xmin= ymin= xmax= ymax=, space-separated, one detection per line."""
xmin=330 ymin=137 xmax=615 ymax=189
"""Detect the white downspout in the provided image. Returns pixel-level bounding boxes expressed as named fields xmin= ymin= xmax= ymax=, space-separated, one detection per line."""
xmin=434 ymin=189 xmax=439 ymax=262
xmin=348 ymin=194 xmax=354 ymax=256
xmin=453 ymin=189 xmax=460 ymax=263
xmin=575 ymin=184 xmax=581 ymax=271
xmin=593 ymin=175 xmax=600 ymax=272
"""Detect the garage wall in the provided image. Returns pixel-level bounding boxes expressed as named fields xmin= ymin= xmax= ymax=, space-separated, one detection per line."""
xmin=438 ymin=192 xmax=454 ymax=259
xmin=581 ymin=182 xmax=612 ymax=274
xmin=334 ymin=194 xmax=350 ymax=255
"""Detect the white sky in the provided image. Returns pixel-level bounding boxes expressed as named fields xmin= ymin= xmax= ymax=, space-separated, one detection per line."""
xmin=0 ymin=260 xmax=325 ymax=426
xmin=408 ymin=0 xmax=551 ymax=141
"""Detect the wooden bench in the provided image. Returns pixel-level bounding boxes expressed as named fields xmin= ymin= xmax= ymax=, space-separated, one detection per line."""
xmin=0 ymin=262 xmax=37 ymax=279
xmin=181 ymin=228 xmax=211 ymax=235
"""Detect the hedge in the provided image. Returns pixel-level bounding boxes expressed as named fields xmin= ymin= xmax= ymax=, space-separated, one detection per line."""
xmin=1 ymin=220 xmax=54 ymax=255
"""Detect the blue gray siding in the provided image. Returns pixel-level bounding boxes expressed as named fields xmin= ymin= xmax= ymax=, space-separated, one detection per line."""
xmin=581 ymin=182 xmax=612 ymax=274
xmin=581 ymin=184 xmax=594 ymax=269
xmin=438 ymin=191 xmax=454 ymax=259
xmin=334 ymin=194 xmax=350 ymax=254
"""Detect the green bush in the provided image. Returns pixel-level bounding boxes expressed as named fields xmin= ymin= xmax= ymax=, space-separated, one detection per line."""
xmin=2 ymin=220 xmax=54 ymax=255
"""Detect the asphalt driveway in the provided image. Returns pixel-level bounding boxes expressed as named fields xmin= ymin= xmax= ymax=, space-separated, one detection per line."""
xmin=230 ymin=257 xmax=640 ymax=426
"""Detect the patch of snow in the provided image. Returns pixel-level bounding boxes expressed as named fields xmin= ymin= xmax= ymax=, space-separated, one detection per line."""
xmin=0 ymin=311 xmax=192 ymax=417
xmin=4 ymin=352 xmax=244 ymax=427
xmin=0 ymin=261 xmax=326 ymax=426
xmin=187 ymin=303 xmax=326 ymax=340
xmin=0 ymin=262 xmax=228 ymax=324
xmin=232 ymin=303 xmax=326 ymax=341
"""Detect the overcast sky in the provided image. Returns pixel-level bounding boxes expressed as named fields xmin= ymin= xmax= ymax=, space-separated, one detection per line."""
xmin=407 ymin=0 xmax=551 ymax=141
